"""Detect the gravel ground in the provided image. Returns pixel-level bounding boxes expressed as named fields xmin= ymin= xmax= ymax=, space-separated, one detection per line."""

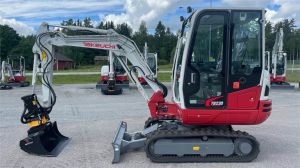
xmin=0 ymin=84 xmax=299 ymax=168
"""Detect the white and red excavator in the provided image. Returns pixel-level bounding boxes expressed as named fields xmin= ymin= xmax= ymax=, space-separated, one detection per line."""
xmin=96 ymin=51 xmax=129 ymax=95
xmin=0 ymin=56 xmax=29 ymax=90
xmin=19 ymin=8 xmax=271 ymax=163
xmin=96 ymin=42 xmax=157 ymax=94
xmin=269 ymin=28 xmax=294 ymax=89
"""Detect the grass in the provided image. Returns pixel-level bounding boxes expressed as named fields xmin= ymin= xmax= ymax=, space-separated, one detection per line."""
xmin=158 ymin=72 xmax=172 ymax=82
xmin=158 ymin=64 xmax=173 ymax=71
xmin=26 ymin=74 xmax=99 ymax=84
xmin=25 ymin=62 xmax=299 ymax=84
xmin=26 ymin=70 xmax=298 ymax=85
xmin=48 ymin=64 xmax=174 ymax=73
xmin=26 ymin=72 xmax=173 ymax=85
xmin=287 ymin=63 xmax=300 ymax=68
xmin=286 ymin=71 xmax=300 ymax=83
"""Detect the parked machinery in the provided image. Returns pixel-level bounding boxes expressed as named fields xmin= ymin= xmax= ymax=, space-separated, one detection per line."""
xmin=20 ymin=8 xmax=271 ymax=163
xmin=96 ymin=50 xmax=129 ymax=95
xmin=270 ymin=28 xmax=294 ymax=89
xmin=0 ymin=56 xmax=29 ymax=90
xmin=0 ymin=60 xmax=12 ymax=90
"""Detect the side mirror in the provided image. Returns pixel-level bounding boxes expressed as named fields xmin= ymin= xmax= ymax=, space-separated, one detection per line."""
xmin=180 ymin=16 xmax=185 ymax=22
xmin=187 ymin=6 xmax=193 ymax=13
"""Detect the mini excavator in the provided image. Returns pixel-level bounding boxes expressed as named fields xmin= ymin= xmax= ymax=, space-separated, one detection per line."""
xmin=96 ymin=51 xmax=129 ymax=95
xmin=20 ymin=8 xmax=271 ymax=163
xmin=269 ymin=28 xmax=294 ymax=89
xmin=0 ymin=56 xmax=29 ymax=90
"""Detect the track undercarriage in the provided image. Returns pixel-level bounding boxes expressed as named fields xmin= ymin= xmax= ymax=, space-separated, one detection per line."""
xmin=112 ymin=117 xmax=259 ymax=163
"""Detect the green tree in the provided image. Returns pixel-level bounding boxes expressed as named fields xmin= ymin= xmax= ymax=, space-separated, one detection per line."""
xmin=155 ymin=21 xmax=166 ymax=38
xmin=133 ymin=21 xmax=149 ymax=51
xmin=273 ymin=18 xmax=297 ymax=60
xmin=116 ymin=23 xmax=132 ymax=38
xmin=97 ymin=21 xmax=106 ymax=29
xmin=265 ymin=21 xmax=274 ymax=52
xmin=83 ymin=17 xmax=93 ymax=28
xmin=154 ymin=21 xmax=166 ymax=60
xmin=9 ymin=35 xmax=35 ymax=69
xmin=164 ymin=27 xmax=177 ymax=61
xmin=0 ymin=25 xmax=21 ymax=60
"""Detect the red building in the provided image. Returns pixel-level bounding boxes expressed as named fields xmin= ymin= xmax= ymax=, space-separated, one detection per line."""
xmin=53 ymin=53 xmax=74 ymax=70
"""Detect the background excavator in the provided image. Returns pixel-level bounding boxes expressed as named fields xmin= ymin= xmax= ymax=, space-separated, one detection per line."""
xmin=19 ymin=8 xmax=271 ymax=163
xmin=96 ymin=42 xmax=158 ymax=94
xmin=0 ymin=56 xmax=29 ymax=90
xmin=96 ymin=51 xmax=129 ymax=95
xmin=269 ymin=28 xmax=294 ymax=89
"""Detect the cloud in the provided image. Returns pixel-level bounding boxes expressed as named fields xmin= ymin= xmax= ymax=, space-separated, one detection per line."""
xmin=221 ymin=0 xmax=271 ymax=7
xmin=103 ymin=0 xmax=200 ymax=31
xmin=269 ymin=0 xmax=300 ymax=25
xmin=0 ymin=0 xmax=299 ymax=35
xmin=221 ymin=0 xmax=300 ymax=26
xmin=0 ymin=17 xmax=34 ymax=36
xmin=0 ymin=0 xmax=125 ymax=34
xmin=0 ymin=0 xmax=124 ymax=19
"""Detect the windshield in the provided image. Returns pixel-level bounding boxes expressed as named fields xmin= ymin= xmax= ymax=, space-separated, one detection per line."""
xmin=113 ymin=57 xmax=126 ymax=75
xmin=276 ymin=53 xmax=285 ymax=75
xmin=147 ymin=55 xmax=156 ymax=74
xmin=231 ymin=11 xmax=262 ymax=76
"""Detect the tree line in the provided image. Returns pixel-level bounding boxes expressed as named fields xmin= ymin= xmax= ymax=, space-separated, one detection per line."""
xmin=0 ymin=17 xmax=299 ymax=69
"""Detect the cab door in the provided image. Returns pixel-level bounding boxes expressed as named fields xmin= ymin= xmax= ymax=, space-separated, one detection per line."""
xmin=183 ymin=11 xmax=229 ymax=109
xmin=228 ymin=11 xmax=263 ymax=92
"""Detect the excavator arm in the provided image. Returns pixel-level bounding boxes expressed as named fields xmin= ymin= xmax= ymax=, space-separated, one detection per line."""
xmin=32 ymin=23 xmax=162 ymax=107
xmin=20 ymin=22 xmax=167 ymax=157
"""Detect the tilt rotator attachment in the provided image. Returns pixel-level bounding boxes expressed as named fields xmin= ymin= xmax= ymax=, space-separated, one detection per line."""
xmin=20 ymin=94 xmax=69 ymax=156
xmin=112 ymin=121 xmax=158 ymax=163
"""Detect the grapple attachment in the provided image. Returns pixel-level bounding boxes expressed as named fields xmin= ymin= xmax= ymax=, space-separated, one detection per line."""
xmin=20 ymin=121 xmax=69 ymax=156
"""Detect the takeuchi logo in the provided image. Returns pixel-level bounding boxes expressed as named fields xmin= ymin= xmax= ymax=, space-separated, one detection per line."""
xmin=83 ymin=42 xmax=116 ymax=49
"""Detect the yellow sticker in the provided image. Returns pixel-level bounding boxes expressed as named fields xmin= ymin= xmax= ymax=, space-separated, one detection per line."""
xmin=193 ymin=146 xmax=200 ymax=151
xmin=41 ymin=51 xmax=47 ymax=61
xmin=32 ymin=100 xmax=37 ymax=105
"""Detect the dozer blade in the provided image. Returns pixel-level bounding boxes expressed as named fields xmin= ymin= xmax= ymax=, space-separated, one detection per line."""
xmin=112 ymin=121 xmax=158 ymax=163
xmin=20 ymin=121 xmax=69 ymax=157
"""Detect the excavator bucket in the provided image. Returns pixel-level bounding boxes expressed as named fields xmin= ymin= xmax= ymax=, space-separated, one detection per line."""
xmin=20 ymin=121 xmax=69 ymax=157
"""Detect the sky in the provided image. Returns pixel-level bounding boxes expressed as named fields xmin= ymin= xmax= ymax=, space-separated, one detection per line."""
xmin=0 ymin=0 xmax=299 ymax=36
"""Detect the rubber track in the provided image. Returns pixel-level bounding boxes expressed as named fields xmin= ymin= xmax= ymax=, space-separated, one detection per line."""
xmin=145 ymin=127 xmax=260 ymax=163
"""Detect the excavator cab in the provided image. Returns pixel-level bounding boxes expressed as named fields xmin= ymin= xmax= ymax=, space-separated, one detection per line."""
xmin=173 ymin=9 xmax=266 ymax=109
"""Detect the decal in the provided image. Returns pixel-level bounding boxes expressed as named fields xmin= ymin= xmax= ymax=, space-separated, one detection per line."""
xmin=211 ymin=101 xmax=224 ymax=106
xmin=83 ymin=42 xmax=116 ymax=49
